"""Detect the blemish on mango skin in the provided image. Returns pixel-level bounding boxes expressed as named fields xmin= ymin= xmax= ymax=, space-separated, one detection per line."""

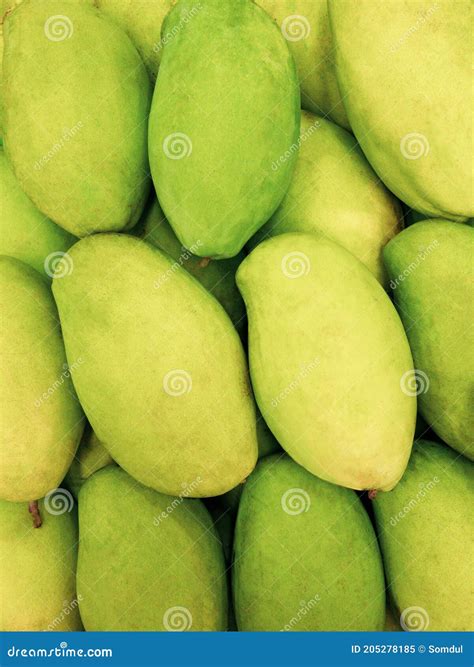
xmin=28 ymin=500 xmax=42 ymax=528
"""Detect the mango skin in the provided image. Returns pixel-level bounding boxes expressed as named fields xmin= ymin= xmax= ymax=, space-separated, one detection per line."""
xmin=373 ymin=440 xmax=473 ymax=631
xmin=149 ymin=0 xmax=300 ymax=258
xmin=328 ymin=0 xmax=473 ymax=220
xmin=95 ymin=0 xmax=172 ymax=79
xmin=257 ymin=0 xmax=349 ymax=129
xmin=77 ymin=466 xmax=228 ymax=631
xmin=0 ymin=497 xmax=81 ymax=631
xmin=0 ymin=149 xmax=76 ymax=277
xmin=52 ymin=234 xmax=258 ymax=497
xmin=384 ymin=221 xmax=474 ymax=460
xmin=251 ymin=111 xmax=403 ymax=286
xmin=64 ymin=425 xmax=114 ymax=499
xmin=0 ymin=256 xmax=84 ymax=501
xmin=2 ymin=0 xmax=151 ymax=236
xmin=142 ymin=198 xmax=246 ymax=337
xmin=233 ymin=455 xmax=385 ymax=631
xmin=237 ymin=233 xmax=416 ymax=492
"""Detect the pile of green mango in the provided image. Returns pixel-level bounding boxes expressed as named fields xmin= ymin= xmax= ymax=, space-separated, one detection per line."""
xmin=0 ymin=0 xmax=472 ymax=634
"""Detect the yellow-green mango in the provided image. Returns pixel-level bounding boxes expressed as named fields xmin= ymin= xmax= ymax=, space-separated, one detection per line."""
xmin=384 ymin=220 xmax=474 ymax=459
xmin=65 ymin=425 xmax=114 ymax=499
xmin=233 ymin=455 xmax=385 ymax=630
xmin=251 ymin=111 xmax=402 ymax=286
xmin=0 ymin=149 xmax=76 ymax=277
xmin=2 ymin=0 xmax=151 ymax=236
xmin=142 ymin=197 xmax=246 ymax=337
xmin=328 ymin=0 xmax=473 ymax=220
xmin=94 ymin=0 xmax=172 ymax=79
xmin=0 ymin=496 xmax=81 ymax=630
xmin=52 ymin=234 xmax=258 ymax=497
xmin=0 ymin=257 xmax=84 ymax=501
xmin=257 ymin=0 xmax=349 ymax=129
xmin=373 ymin=440 xmax=473 ymax=631
xmin=237 ymin=233 xmax=416 ymax=491
xmin=149 ymin=0 xmax=300 ymax=258
xmin=78 ymin=466 xmax=227 ymax=631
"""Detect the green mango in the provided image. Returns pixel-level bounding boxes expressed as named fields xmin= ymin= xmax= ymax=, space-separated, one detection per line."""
xmin=64 ymin=425 xmax=114 ymax=499
xmin=233 ymin=455 xmax=385 ymax=630
xmin=149 ymin=0 xmax=300 ymax=258
xmin=328 ymin=0 xmax=472 ymax=220
xmin=257 ymin=0 xmax=349 ymax=129
xmin=373 ymin=440 xmax=473 ymax=631
xmin=52 ymin=234 xmax=258 ymax=497
xmin=0 ymin=256 xmax=84 ymax=501
xmin=77 ymin=466 xmax=227 ymax=631
xmin=142 ymin=197 xmax=246 ymax=337
xmin=384 ymin=220 xmax=474 ymax=459
xmin=95 ymin=0 xmax=172 ymax=79
xmin=2 ymin=0 xmax=151 ymax=236
xmin=0 ymin=496 xmax=81 ymax=630
xmin=250 ymin=111 xmax=402 ymax=287
xmin=237 ymin=232 xmax=416 ymax=491
xmin=0 ymin=149 xmax=76 ymax=278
